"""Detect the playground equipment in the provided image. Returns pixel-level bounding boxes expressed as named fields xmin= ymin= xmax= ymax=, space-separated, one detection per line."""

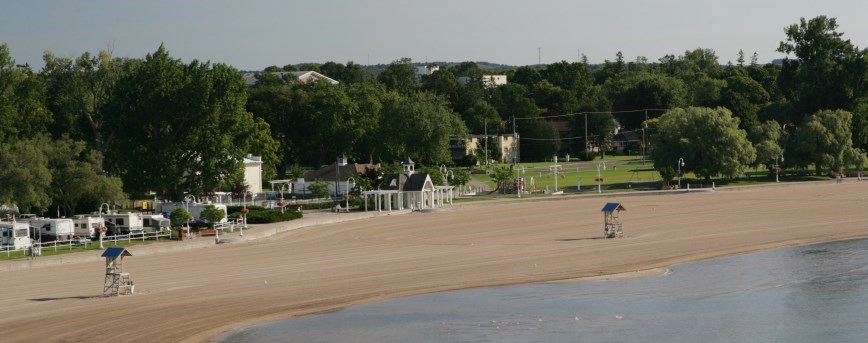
xmin=601 ymin=203 xmax=625 ymax=238
xmin=102 ymin=247 xmax=134 ymax=296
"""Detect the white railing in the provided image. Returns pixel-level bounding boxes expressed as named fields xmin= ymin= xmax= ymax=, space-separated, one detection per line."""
xmin=1 ymin=231 xmax=172 ymax=258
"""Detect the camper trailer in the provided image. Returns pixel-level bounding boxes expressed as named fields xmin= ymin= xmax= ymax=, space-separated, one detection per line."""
xmin=72 ymin=215 xmax=105 ymax=239
xmin=158 ymin=203 xmax=227 ymax=223
xmin=102 ymin=212 xmax=144 ymax=235
xmin=28 ymin=218 xmax=75 ymax=241
xmin=142 ymin=214 xmax=170 ymax=233
xmin=0 ymin=222 xmax=32 ymax=250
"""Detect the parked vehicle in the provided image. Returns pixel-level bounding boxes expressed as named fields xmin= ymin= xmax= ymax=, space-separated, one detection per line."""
xmin=28 ymin=218 xmax=75 ymax=241
xmin=0 ymin=222 xmax=32 ymax=250
xmin=142 ymin=214 xmax=171 ymax=233
xmin=101 ymin=212 xmax=144 ymax=235
xmin=72 ymin=215 xmax=106 ymax=239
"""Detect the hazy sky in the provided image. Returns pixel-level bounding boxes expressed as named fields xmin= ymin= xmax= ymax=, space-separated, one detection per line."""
xmin=2 ymin=0 xmax=867 ymax=71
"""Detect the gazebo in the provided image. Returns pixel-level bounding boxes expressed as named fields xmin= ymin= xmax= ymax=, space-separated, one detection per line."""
xmin=102 ymin=247 xmax=134 ymax=296
xmin=601 ymin=203 xmax=625 ymax=238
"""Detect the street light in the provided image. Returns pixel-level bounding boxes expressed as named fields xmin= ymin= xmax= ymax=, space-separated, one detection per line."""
xmin=677 ymin=158 xmax=685 ymax=189
xmin=774 ymin=154 xmax=784 ymax=183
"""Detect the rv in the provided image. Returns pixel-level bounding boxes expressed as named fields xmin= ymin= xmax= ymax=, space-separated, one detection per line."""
xmin=28 ymin=218 xmax=75 ymax=241
xmin=0 ymin=222 xmax=32 ymax=250
xmin=72 ymin=215 xmax=106 ymax=239
xmin=158 ymin=203 xmax=228 ymax=223
xmin=102 ymin=212 xmax=144 ymax=235
xmin=142 ymin=214 xmax=170 ymax=233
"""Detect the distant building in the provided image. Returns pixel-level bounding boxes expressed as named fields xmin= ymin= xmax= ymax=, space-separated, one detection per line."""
xmin=416 ymin=65 xmax=440 ymax=77
xmin=612 ymin=129 xmax=645 ymax=155
xmin=457 ymin=75 xmax=507 ymax=88
xmin=243 ymin=155 xmax=264 ymax=193
xmin=241 ymin=71 xmax=340 ymax=87
xmin=296 ymin=157 xmax=379 ymax=197
xmin=451 ymin=134 xmax=519 ymax=164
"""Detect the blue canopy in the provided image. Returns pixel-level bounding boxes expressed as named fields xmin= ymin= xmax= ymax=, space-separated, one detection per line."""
xmin=101 ymin=247 xmax=132 ymax=258
xmin=601 ymin=203 xmax=625 ymax=212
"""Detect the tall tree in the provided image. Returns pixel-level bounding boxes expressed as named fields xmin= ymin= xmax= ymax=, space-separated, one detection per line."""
xmin=0 ymin=44 xmax=52 ymax=144
xmin=42 ymin=49 xmax=132 ymax=152
xmin=45 ymin=136 xmax=125 ymax=216
xmin=652 ymin=107 xmax=756 ymax=181
xmin=791 ymin=109 xmax=859 ymax=174
xmin=777 ymin=16 xmax=868 ymax=115
xmin=105 ymin=45 xmax=258 ymax=200
xmin=0 ymin=136 xmax=52 ymax=213
xmin=377 ymin=57 xmax=417 ymax=94
xmin=379 ymin=92 xmax=466 ymax=164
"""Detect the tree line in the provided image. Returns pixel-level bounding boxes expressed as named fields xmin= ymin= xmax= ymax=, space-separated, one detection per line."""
xmin=1 ymin=15 xmax=866 ymax=216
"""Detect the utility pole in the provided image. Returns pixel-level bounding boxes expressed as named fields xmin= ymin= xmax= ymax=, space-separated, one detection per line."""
xmin=584 ymin=113 xmax=589 ymax=160
xmin=484 ymin=120 xmax=489 ymax=173
xmin=538 ymin=47 xmax=541 ymax=65
xmin=514 ymin=117 xmax=520 ymax=198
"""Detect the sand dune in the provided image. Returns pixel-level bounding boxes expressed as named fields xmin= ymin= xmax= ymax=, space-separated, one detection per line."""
xmin=1 ymin=181 xmax=866 ymax=342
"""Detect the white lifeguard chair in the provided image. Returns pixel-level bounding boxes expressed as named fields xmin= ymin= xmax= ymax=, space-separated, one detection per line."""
xmin=102 ymin=247 xmax=134 ymax=296
xmin=602 ymin=203 xmax=625 ymax=238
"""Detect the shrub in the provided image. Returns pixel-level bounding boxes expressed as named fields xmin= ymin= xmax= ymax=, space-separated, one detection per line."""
xmin=227 ymin=206 xmax=302 ymax=224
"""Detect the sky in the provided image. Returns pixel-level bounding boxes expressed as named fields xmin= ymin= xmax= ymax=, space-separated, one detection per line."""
xmin=2 ymin=0 xmax=867 ymax=71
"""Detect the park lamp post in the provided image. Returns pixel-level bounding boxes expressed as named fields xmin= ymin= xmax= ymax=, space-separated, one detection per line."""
xmin=775 ymin=154 xmax=784 ymax=183
xmin=677 ymin=158 xmax=685 ymax=188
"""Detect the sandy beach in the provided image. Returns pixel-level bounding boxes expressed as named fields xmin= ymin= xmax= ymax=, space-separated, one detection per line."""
xmin=1 ymin=181 xmax=867 ymax=342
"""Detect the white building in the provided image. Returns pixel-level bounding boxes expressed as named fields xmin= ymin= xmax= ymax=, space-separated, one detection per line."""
xmin=244 ymin=155 xmax=264 ymax=193
xmin=457 ymin=75 xmax=508 ymax=88
xmin=241 ymin=71 xmax=340 ymax=86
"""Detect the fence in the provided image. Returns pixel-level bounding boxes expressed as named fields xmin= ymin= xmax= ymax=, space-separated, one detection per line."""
xmin=1 ymin=230 xmax=171 ymax=258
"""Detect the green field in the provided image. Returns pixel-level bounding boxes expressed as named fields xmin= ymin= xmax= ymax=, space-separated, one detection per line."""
xmin=471 ymin=157 xmax=833 ymax=193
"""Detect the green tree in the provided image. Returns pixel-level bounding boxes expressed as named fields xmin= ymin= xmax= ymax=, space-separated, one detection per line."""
xmin=747 ymin=120 xmax=784 ymax=169
xmin=379 ymin=92 xmax=467 ymax=164
xmin=0 ymin=44 xmax=52 ymax=144
xmin=462 ymin=100 xmax=501 ymax=134
xmin=420 ymin=69 xmax=460 ymax=106
xmin=777 ymin=16 xmax=868 ymax=115
xmin=169 ymin=208 xmax=192 ymax=227
xmin=489 ymin=165 xmax=513 ymax=192
xmin=651 ymin=107 xmax=756 ymax=181
xmin=451 ymin=168 xmax=471 ymax=187
xmin=0 ymin=137 xmax=52 ymax=213
xmin=46 ymin=136 xmax=126 ymax=216
xmin=721 ymin=75 xmax=770 ymax=129
xmin=791 ymin=109 xmax=858 ymax=174
xmin=308 ymin=178 xmax=330 ymax=198
xmin=41 ymin=49 xmax=132 ymax=152
xmin=200 ymin=205 xmax=226 ymax=223
xmin=105 ymin=45 xmax=258 ymax=200
xmin=377 ymin=57 xmax=417 ymax=94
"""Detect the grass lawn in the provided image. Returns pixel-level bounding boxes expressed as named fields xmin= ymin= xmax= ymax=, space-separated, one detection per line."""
xmin=471 ymin=158 xmax=835 ymax=193
xmin=0 ymin=238 xmax=173 ymax=261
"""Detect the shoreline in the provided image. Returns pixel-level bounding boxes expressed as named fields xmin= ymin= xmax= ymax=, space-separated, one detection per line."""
xmin=1 ymin=180 xmax=866 ymax=343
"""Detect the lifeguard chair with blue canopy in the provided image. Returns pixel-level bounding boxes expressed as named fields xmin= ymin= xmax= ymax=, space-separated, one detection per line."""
xmin=102 ymin=247 xmax=134 ymax=296
xmin=602 ymin=203 xmax=625 ymax=238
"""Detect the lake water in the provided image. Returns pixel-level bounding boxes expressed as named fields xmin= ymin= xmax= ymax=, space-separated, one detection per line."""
xmin=220 ymin=238 xmax=868 ymax=343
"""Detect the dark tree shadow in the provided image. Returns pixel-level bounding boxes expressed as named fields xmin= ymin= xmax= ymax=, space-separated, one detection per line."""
xmin=29 ymin=295 xmax=105 ymax=302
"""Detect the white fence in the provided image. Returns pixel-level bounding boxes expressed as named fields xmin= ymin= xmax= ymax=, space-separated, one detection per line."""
xmin=1 ymin=231 xmax=171 ymax=258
